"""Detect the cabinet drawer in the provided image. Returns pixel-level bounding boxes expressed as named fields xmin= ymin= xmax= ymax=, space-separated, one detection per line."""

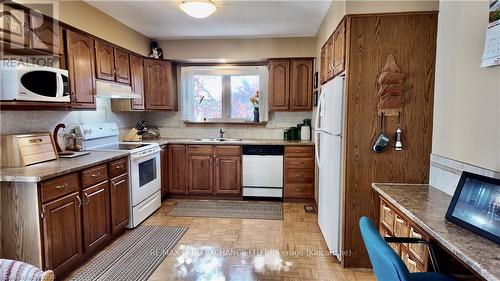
xmin=409 ymin=225 xmax=427 ymax=265
xmin=285 ymin=158 xmax=314 ymax=169
xmin=401 ymin=247 xmax=425 ymax=273
xmin=215 ymin=145 xmax=241 ymax=156
xmin=284 ymin=183 xmax=314 ymax=198
xmin=394 ymin=214 xmax=410 ymax=248
xmin=82 ymin=164 xmax=108 ymax=187
xmin=380 ymin=200 xmax=395 ymax=233
xmin=285 ymin=146 xmax=314 ymax=158
xmin=188 ymin=145 xmax=214 ymax=155
xmin=285 ymin=168 xmax=314 ymax=183
xmin=379 ymin=225 xmax=400 ymax=255
xmin=41 ymin=173 xmax=80 ymax=203
xmin=17 ymin=135 xmax=53 ymax=147
xmin=109 ymin=157 xmax=128 ymax=178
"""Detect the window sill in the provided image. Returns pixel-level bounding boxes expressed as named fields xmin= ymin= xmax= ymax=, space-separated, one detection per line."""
xmin=184 ymin=121 xmax=268 ymax=127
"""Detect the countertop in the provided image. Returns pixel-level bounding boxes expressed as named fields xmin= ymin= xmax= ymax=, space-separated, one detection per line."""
xmin=372 ymin=183 xmax=500 ymax=281
xmin=0 ymin=151 xmax=130 ymax=183
xmin=143 ymin=138 xmax=315 ymax=146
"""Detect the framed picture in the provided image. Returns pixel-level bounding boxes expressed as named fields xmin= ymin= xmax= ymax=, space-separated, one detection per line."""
xmin=314 ymin=72 xmax=319 ymax=89
xmin=445 ymin=171 xmax=500 ymax=244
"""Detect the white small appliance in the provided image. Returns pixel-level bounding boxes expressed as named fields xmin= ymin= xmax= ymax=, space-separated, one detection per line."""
xmin=315 ymin=76 xmax=345 ymax=260
xmin=76 ymin=123 xmax=162 ymax=228
xmin=242 ymin=145 xmax=284 ymax=198
xmin=0 ymin=60 xmax=69 ymax=102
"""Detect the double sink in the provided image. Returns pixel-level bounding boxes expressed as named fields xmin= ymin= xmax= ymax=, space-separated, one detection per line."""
xmin=194 ymin=138 xmax=243 ymax=142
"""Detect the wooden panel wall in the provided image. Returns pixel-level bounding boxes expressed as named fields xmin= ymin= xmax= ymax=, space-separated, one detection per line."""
xmin=342 ymin=12 xmax=438 ymax=268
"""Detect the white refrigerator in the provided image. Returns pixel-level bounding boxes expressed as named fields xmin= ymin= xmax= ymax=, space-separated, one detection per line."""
xmin=314 ymin=76 xmax=344 ymax=261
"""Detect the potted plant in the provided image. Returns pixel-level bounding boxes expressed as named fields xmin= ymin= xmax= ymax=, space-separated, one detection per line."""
xmin=250 ymin=90 xmax=260 ymax=122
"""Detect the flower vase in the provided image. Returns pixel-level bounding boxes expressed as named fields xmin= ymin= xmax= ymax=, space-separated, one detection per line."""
xmin=253 ymin=107 xmax=260 ymax=123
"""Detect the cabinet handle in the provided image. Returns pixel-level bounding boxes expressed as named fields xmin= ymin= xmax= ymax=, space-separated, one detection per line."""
xmin=76 ymin=195 xmax=82 ymax=208
xmin=29 ymin=138 xmax=43 ymax=144
xmin=40 ymin=206 xmax=46 ymax=219
xmin=295 ymin=188 xmax=304 ymax=192
xmin=382 ymin=205 xmax=392 ymax=212
xmin=83 ymin=192 xmax=89 ymax=205
xmin=407 ymin=256 xmax=417 ymax=267
xmin=91 ymin=172 xmax=100 ymax=178
xmin=410 ymin=228 xmax=422 ymax=239
xmin=55 ymin=182 xmax=68 ymax=189
xmin=115 ymin=165 xmax=123 ymax=169
xmin=396 ymin=218 xmax=405 ymax=224
xmin=216 ymin=158 xmax=219 ymax=167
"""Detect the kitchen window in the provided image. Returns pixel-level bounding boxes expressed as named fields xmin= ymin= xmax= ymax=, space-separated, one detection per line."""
xmin=180 ymin=65 xmax=269 ymax=123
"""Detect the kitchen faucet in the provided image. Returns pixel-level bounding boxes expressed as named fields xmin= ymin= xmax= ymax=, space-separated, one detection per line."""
xmin=219 ymin=128 xmax=225 ymax=139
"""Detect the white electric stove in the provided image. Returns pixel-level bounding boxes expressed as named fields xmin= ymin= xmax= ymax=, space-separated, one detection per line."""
xmin=75 ymin=123 xmax=161 ymax=228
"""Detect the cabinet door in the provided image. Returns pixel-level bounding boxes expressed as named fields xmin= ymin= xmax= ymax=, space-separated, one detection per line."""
xmin=114 ymin=48 xmax=131 ymax=84
xmin=160 ymin=145 xmax=168 ymax=197
xmin=268 ymin=59 xmax=290 ymax=111
xmin=168 ymin=145 xmax=186 ymax=194
xmin=326 ymin=36 xmax=334 ymax=80
xmin=214 ymin=155 xmax=241 ymax=195
xmin=320 ymin=45 xmax=327 ymax=84
xmin=30 ymin=12 xmax=62 ymax=55
xmin=0 ymin=4 xmax=29 ymax=47
xmin=82 ymin=180 xmax=111 ymax=253
xmin=144 ymin=59 xmax=176 ymax=110
xmin=188 ymin=155 xmax=213 ymax=194
xmin=95 ymin=40 xmax=115 ymax=81
xmin=333 ymin=20 xmax=346 ymax=76
xmin=66 ymin=30 xmax=96 ymax=109
xmin=290 ymin=59 xmax=313 ymax=111
xmin=41 ymin=192 xmax=83 ymax=274
xmin=130 ymin=55 xmax=145 ymax=110
xmin=110 ymin=173 xmax=129 ymax=234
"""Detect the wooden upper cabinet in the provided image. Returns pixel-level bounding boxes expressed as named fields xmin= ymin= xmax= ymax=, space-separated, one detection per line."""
xmin=325 ymin=36 xmax=334 ymax=81
xmin=29 ymin=12 xmax=63 ymax=55
xmin=130 ymin=55 xmax=145 ymax=110
xmin=333 ymin=19 xmax=346 ymax=76
xmin=320 ymin=45 xmax=327 ymax=85
xmin=95 ymin=40 xmax=115 ymax=81
xmin=290 ymin=59 xmax=313 ymax=111
xmin=82 ymin=180 xmax=111 ymax=253
xmin=144 ymin=59 xmax=176 ymax=110
xmin=110 ymin=173 xmax=129 ymax=234
xmin=114 ymin=48 xmax=131 ymax=84
xmin=168 ymin=145 xmax=186 ymax=194
xmin=0 ymin=4 xmax=29 ymax=47
xmin=41 ymin=192 xmax=83 ymax=274
xmin=268 ymin=59 xmax=290 ymax=111
xmin=66 ymin=30 xmax=96 ymax=109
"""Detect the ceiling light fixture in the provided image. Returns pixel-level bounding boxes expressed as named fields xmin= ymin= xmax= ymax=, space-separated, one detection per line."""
xmin=180 ymin=0 xmax=218 ymax=19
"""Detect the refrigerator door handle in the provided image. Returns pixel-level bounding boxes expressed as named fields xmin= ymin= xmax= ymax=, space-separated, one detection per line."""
xmin=315 ymin=128 xmax=334 ymax=136
xmin=314 ymin=93 xmax=325 ymax=168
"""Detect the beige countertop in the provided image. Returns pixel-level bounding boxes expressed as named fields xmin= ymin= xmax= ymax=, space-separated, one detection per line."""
xmin=143 ymin=138 xmax=315 ymax=146
xmin=372 ymin=183 xmax=500 ymax=281
xmin=0 ymin=151 xmax=130 ymax=183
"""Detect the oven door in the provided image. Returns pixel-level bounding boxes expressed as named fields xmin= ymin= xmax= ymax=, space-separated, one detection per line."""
xmin=130 ymin=149 xmax=161 ymax=206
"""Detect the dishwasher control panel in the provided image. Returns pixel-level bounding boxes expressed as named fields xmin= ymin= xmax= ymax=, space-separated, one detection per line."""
xmin=242 ymin=145 xmax=284 ymax=155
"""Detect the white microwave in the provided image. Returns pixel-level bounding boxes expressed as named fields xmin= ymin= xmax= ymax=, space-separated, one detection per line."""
xmin=0 ymin=60 xmax=70 ymax=102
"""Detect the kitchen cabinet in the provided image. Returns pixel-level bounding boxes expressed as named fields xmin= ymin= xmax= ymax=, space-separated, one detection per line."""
xmin=284 ymin=146 xmax=315 ymax=199
xmin=320 ymin=45 xmax=327 ymax=84
xmin=325 ymin=36 xmax=334 ymax=81
xmin=130 ymin=55 xmax=145 ymax=110
xmin=82 ymin=180 xmax=111 ymax=253
xmin=269 ymin=58 xmax=314 ymax=112
xmin=30 ymin=12 xmax=64 ymax=56
xmin=187 ymin=145 xmax=214 ymax=194
xmin=66 ymin=30 xmax=96 ymax=109
xmin=290 ymin=59 xmax=313 ymax=111
xmin=95 ymin=39 xmax=131 ymax=84
xmin=214 ymin=146 xmax=241 ymax=195
xmin=0 ymin=4 xmax=29 ymax=48
xmin=168 ymin=145 xmax=187 ymax=194
xmin=41 ymin=192 xmax=83 ymax=275
xmin=110 ymin=173 xmax=129 ymax=234
xmin=268 ymin=59 xmax=290 ymax=111
xmin=332 ymin=19 xmax=346 ymax=76
xmin=144 ymin=59 xmax=177 ymax=110
xmin=160 ymin=145 xmax=168 ymax=198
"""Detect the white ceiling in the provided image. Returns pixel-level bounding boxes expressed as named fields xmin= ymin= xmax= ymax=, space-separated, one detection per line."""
xmin=86 ymin=0 xmax=333 ymax=40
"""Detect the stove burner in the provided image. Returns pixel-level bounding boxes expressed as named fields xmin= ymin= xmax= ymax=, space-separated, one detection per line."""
xmin=96 ymin=143 xmax=150 ymax=150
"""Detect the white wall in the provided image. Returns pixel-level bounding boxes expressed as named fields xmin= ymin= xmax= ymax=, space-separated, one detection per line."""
xmin=432 ymin=0 xmax=500 ymax=173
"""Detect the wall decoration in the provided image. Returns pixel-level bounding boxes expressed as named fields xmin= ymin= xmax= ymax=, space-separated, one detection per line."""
xmin=313 ymin=72 xmax=319 ymax=89
xmin=150 ymin=41 xmax=164 ymax=59
xmin=481 ymin=0 xmax=500 ymax=67
xmin=376 ymin=54 xmax=406 ymax=116
xmin=313 ymin=90 xmax=319 ymax=107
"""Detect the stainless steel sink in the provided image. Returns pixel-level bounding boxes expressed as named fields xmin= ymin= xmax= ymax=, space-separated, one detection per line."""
xmin=194 ymin=138 xmax=243 ymax=142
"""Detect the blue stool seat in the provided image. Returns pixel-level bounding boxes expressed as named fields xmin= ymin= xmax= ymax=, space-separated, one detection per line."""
xmin=359 ymin=216 xmax=456 ymax=281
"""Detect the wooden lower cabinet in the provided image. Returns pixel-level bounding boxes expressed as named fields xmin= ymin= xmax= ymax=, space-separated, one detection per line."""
xmin=188 ymin=154 xmax=214 ymax=194
xmin=160 ymin=145 xmax=168 ymax=197
xmin=110 ymin=173 xmax=129 ymax=234
xmin=41 ymin=192 xmax=83 ymax=274
xmin=214 ymin=155 xmax=241 ymax=195
xmin=284 ymin=146 xmax=315 ymax=199
xmin=82 ymin=180 xmax=111 ymax=253
xmin=168 ymin=145 xmax=187 ymax=194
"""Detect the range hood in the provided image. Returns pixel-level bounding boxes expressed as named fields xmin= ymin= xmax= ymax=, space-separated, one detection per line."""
xmin=95 ymin=80 xmax=140 ymax=99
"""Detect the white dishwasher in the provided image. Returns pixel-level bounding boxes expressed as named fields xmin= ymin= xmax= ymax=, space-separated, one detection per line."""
xmin=242 ymin=145 xmax=284 ymax=198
